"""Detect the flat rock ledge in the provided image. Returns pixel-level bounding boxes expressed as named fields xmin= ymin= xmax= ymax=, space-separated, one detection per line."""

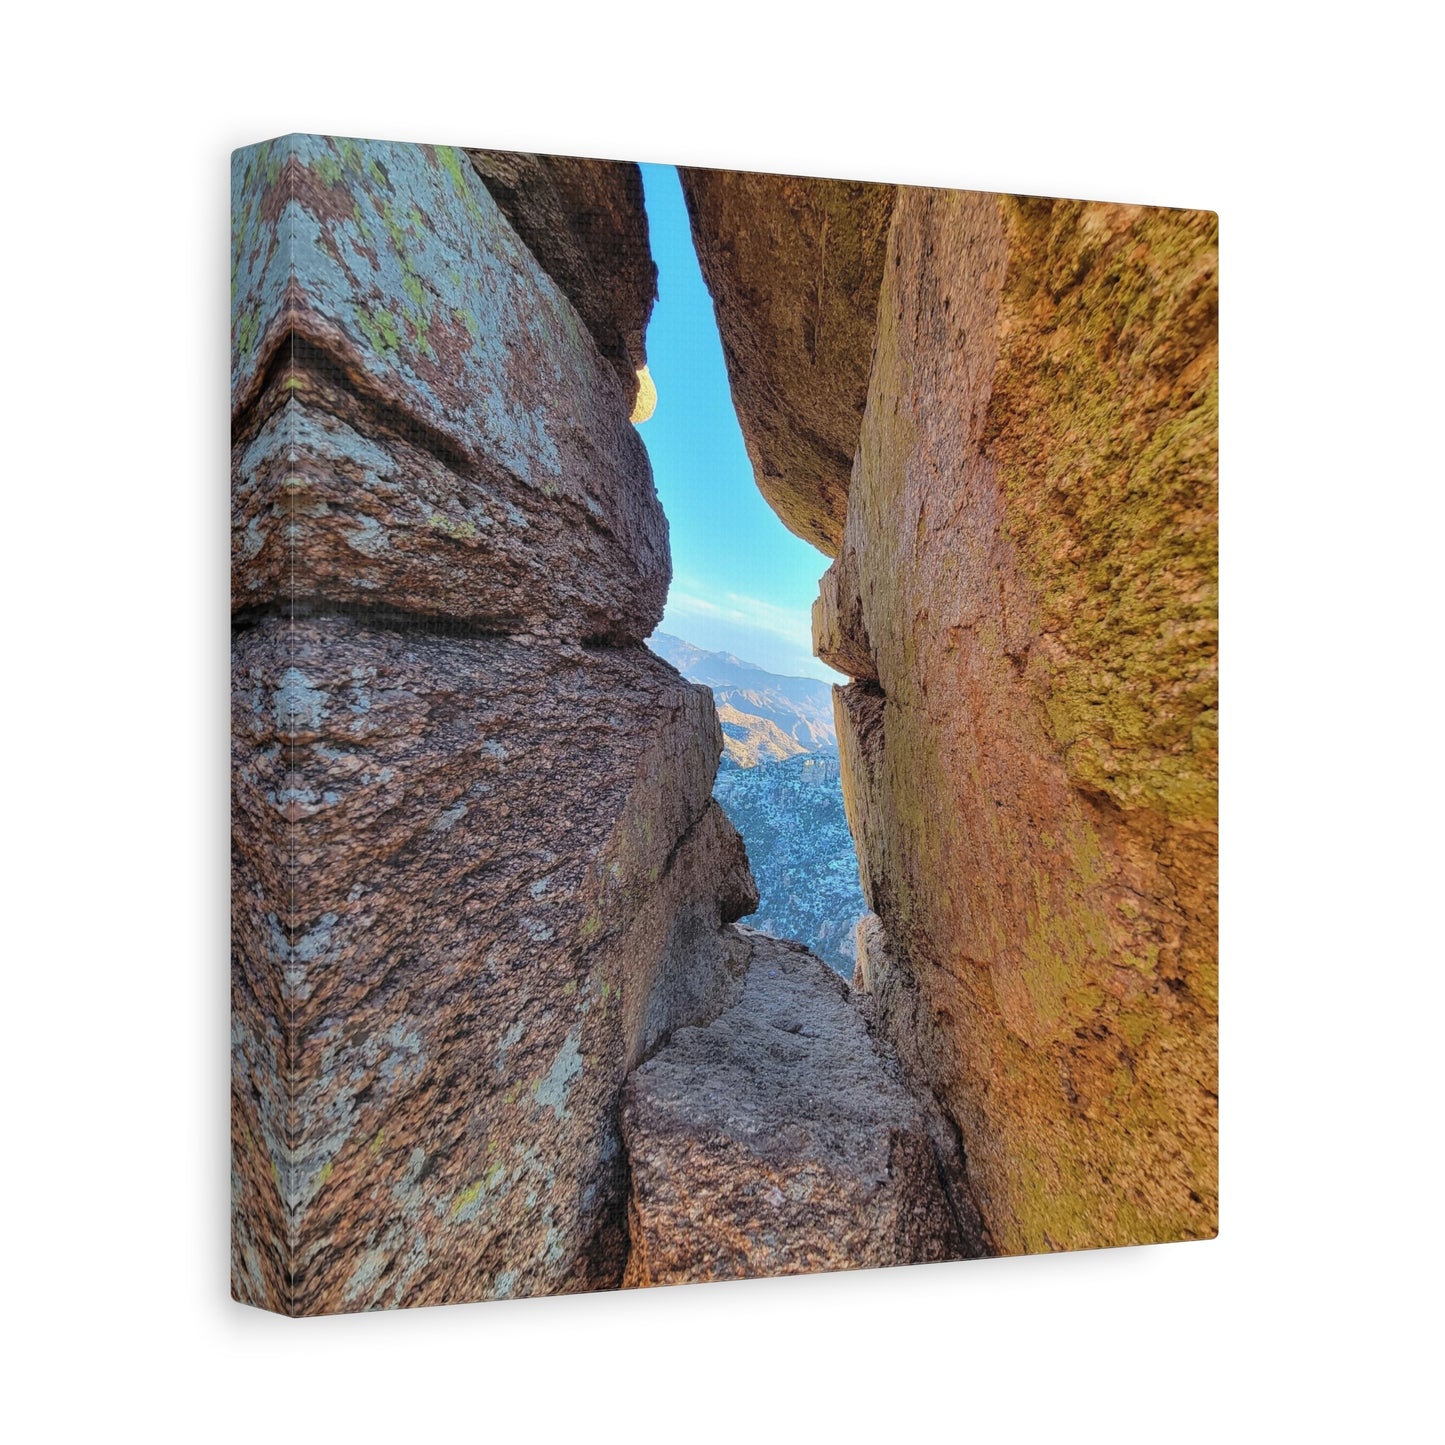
xmin=621 ymin=927 xmax=971 ymax=1286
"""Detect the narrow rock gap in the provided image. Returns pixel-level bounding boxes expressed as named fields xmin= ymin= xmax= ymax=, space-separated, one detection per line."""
xmin=232 ymin=138 xmax=1213 ymax=1313
xmin=632 ymin=163 xmax=867 ymax=982
xmin=615 ymin=166 xmax=991 ymax=1278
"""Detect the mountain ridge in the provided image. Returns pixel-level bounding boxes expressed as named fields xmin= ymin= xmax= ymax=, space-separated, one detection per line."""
xmin=647 ymin=631 xmax=864 ymax=974
xmin=648 ymin=631 xmax=836 ymax=766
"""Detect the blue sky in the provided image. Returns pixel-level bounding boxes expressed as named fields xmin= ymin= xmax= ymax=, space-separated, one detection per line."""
xmin=638 ymin=164 xmax=842 ymax=683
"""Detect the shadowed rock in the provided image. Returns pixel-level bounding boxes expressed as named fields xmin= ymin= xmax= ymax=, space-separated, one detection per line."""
xmin=467 ymin=149 xmax=657 ymax=406
xmin=678 ymin=168 xmax=894 ymax=556
xmin=621 ymin=929 xmax=972 ymax=1286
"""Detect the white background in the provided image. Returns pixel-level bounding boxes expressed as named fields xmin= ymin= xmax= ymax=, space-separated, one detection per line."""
xmin=2 ymin=3 xmax=1437 ymax=1439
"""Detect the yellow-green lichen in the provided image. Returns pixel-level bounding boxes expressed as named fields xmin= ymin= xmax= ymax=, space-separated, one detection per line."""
xmin=434 ymin=145 xmax=485 ymax=225
xmin=427 ymin=513 xmax=477 ymax=541
xmin=355 ymin=306 xmax=400 ymax=356
xmin=311 ymin=153 xmax=344 ymax=187
xmin=235 ymin=306 xmax=261 ymax=358
xmin=993 ymin=198 xmax=1219 ymax=823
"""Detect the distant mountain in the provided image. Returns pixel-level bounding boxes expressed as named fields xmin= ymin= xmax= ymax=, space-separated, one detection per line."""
xmin=713 ymin=752 xmax=867 ymax=977
xmin=647 ymin=632 xmax=836 ymax=768
xmin=715 ymin=702 xmax=805 ymax=768
xmin=647 ymin=633 xmax=864 ymax=975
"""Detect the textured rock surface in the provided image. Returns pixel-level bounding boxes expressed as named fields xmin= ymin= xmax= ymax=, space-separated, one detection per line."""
xmin=812 ymin=550 xmax=875 ymax=682
xmin=231 ymin=136 xmax=754 ymax=1313
xmin=467 ymin=149 xmax=656 ymax=405
xmin=232 ymin=622 xmax=754 ymax=1311
xmin=702 ymin=182 xmax=1219 ymax=1255
xmin=231 ymin=136 xmax=666 ymax=642
xmin=850 ymin=914 xmax=991 ymax=1254
xmin=621 ymin=929 xmax=972 ymax=1286
xmin=678 ymin=168 xmax=894 ymax=556
xmin=834 ymin=190 xmax=1218 ymax=1254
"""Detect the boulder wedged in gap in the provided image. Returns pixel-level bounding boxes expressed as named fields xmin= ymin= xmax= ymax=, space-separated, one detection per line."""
xmin=620 ymin=928 xmax=974 ymax=1287
xmin=812 ymin=549 xmax=875 ymax=682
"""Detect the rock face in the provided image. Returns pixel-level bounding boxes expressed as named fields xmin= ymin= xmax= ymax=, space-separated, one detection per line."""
xmin=621 ymin=929 xmax=977 ymax=1286
xmin=231 ymin=136 xmax=754 ymax=1312
xmin=678 ymin=169 xmax=894 ymax=556
xmin=231 ymin=624 xmax=755 ymax=1311
xmin=231 ymin=138 xmax=665 ymax=645
xmin=687 ymin=180 xmax=1219 ymax=1254
xmin=466 ymin=149 xmax=657 ymax=408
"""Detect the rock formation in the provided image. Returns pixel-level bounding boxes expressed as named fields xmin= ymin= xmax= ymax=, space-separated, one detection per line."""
xmin=678 ymin=168 xmax=894 ymax=555
xmin=622 ymin=928 xmax=979 ymax=1286
xmin=466 ymin=149 xmax=656 ymax=409
xmin=233 ymin=137 xmax=1216 ymax=1312
xmin=231 ymin=136 xmax=754 ymax=1312
xmin=682 ymin=174 xmax=1219 ymax=1254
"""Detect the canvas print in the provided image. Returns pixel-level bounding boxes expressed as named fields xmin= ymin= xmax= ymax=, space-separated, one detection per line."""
xmin=230 ymin=135 xmax=1218 ymax=1314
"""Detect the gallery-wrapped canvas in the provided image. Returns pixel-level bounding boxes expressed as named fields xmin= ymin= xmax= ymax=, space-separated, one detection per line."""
xmin=231 ymin=135 xmax=1218 ymax=1315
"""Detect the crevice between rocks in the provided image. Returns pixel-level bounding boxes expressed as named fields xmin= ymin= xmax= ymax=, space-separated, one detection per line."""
xmin=231 ymin=598 xmax=525 ymax=641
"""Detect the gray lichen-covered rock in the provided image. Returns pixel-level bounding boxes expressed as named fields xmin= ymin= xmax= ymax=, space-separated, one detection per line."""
xmin=230 ymin=136 xmax=667 ymax=642
xmin=620 ymin=929 xmax=971 ymax=1287
xmin=231 ymin=136 xmax=757 ymax=1314
xmin=466 ymin=149 xmax=657 ymax=405
xmin=232 ymin=621 xmax=755 ymax=1312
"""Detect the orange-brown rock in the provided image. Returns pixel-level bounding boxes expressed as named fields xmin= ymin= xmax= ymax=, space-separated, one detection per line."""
xmin=467 ymin=149 xmax=656 ymax=405
xmin=812 ymin=547 xmax=875 ymax=682
xmin=231 ymin=136 xmax=756 ymax=1313
xmin=621 ymin=929 xmax=974 ymax=1287
xmin=678 ymin=168 xmax=894 ymax=556
xmin=704 ymin=182 xmax=1219 ymax=1255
